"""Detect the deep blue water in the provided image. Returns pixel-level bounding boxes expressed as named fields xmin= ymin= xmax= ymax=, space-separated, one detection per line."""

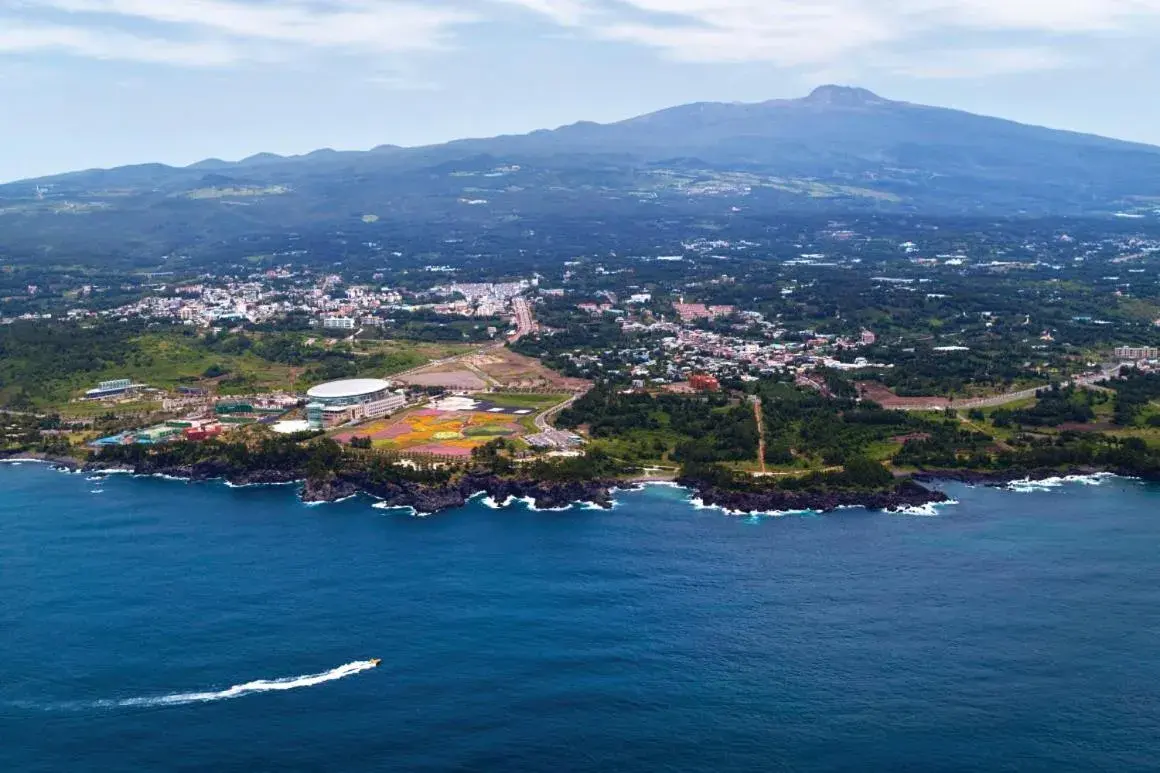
xmin=3 ymin=464 xmax=1160 ymax=772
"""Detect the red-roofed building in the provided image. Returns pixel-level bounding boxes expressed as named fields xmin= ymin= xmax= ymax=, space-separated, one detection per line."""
xmin=690 ymin=374 xmax=721 ymax=392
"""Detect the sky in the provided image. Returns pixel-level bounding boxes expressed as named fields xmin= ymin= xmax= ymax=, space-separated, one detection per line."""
xmin=2 ymin=0 xmax=1160 ymax=182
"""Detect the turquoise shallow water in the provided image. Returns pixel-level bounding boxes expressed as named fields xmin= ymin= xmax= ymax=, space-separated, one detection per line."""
xmin=2 ymin=463 xmax=1160 ymax=772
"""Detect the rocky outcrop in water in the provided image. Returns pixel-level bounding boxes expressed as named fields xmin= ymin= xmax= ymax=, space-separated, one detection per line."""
xmin=84 ymin=458 xmax=302 ymax=486
xmin=79 ymin=454 xmax=960 ymax=516
xmin=0 ymin=451 xmax=81 ymax=470
xmin=83 ymin=456 xmax=617 ymax=514
xmin=912 ymin=466 xmax=1158 ymax=486
xmin=681 ymin=478 xmax=948 ymax=514
xmin=306 ymin=473 xmax=616 ymax=512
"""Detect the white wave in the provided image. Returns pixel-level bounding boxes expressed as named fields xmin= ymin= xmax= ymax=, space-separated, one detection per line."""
xmin=687 ymin=496 xmax=819 ymax=518
xmin=101 ymin=660 xmax=379 ymax=709
xmin=90 ymin=489 xmax=105 ymax=495
xmin=511 ymin=495 xmax=573 ymax=513
xmin=303 ymin=494 xmax=358 ymax=506
xmin=370 ymin=502 xmax=425 ymax=517
xmin=133 ymin=473 xmax=191 ymax=483
xmin=1004 ymin=473 xmax=1119 ymax=493
xmin=890 ymin=499 xmax=960 ymax=517
xmin=222 ymin=480 xmax=299 ymax=489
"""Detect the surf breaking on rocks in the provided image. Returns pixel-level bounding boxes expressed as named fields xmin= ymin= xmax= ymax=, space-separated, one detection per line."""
xmin=97 ymin=660 xmax=380 ymax=708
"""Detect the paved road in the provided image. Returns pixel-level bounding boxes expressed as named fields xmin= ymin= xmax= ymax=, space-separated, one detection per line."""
xmin=535 ymin=393 xmax=581 ymax=432
xmin=509 ymin=297 xmax=537 ymax=342
xmin=753 ymin=397 xmax=767 ymax=474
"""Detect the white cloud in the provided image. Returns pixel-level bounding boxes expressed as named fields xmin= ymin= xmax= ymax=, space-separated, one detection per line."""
xmin=4 ymin=0 xmax=1160 ymax=74
xmin=0 ymin=20 xmax=244 ymax=65
xmin=881 ymin=46 xmax=1072 ymax=79
xmin=499 ymin=0 xmax=1160 ymax=71
xmin=1 ymin=0 xmax=478 ymax=66
xmin=26 ymin=0 xmax=475 ymax=51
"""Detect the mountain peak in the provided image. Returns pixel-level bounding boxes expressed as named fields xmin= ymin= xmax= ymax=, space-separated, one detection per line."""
xmin=802 ymin=85 xmax=887 ymax=106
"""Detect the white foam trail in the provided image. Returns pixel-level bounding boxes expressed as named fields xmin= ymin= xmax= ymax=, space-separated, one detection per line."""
xmin=100 ymin=660 xmax=379 ymax=708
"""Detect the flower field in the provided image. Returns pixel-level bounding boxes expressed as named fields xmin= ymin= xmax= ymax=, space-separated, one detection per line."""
xmin=333 ymin=409 xmax=521 ymax=457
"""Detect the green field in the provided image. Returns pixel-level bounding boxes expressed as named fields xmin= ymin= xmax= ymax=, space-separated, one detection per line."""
xmin=0 ymin=325 xmax=478 ymax=411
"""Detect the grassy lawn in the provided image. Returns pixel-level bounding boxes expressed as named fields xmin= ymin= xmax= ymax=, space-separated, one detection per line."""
xmin=19 ymin=333 xmax=476 ymax=410
xmin=865 ymin=439 xmax=904 ymax=462
xmin=59 ymin=400 xmax=163 ymax=419
xmin=589 ymin=429 xmax=685 ymax=466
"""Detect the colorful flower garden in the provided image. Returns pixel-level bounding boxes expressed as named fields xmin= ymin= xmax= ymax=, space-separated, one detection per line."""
xmin=333 ymin=409 xmax=522 ymax=457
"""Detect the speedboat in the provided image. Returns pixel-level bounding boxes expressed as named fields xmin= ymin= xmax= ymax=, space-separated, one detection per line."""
xmin=369 ymin=658 xmax=382 ymax=667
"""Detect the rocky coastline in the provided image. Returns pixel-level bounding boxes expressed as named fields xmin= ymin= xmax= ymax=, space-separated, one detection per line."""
xmin=301 ymin=473 xmax=618 ymax=512
xmin=79 ymin=456 xmax=618 ymax=514
xmin=681 ymin=478 xmax=950 ymax=514
xmin=17 ymin=450 xmax=1153 ymax=516
xmin=912 ymin=465 xmax=1157 ymax=486
xmin=0 ymin=450 xmax=82 ymax=470
xmin=15 ymin=452 xmax=952 ymax=515
xmin=85 ymin=457 xmax=303 ymax=487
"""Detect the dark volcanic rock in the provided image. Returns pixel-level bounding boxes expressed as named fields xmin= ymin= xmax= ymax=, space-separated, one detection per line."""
xmin=302 ymin=477 xmax=360 ymax=503
xmin=82 ymin=458 xmax=617 ymax=514
xmin=0 ymin=451 xmax=80 ymax=470
xmin=911 ymin=466 xmax=1153 ymax=487
xmin=681 ymin=478 xmax=948 ymax=514
xmin=341 ymin=473 xmax=616 ymax=513
xmin=84 ymin=458 xmax=301 ymax=487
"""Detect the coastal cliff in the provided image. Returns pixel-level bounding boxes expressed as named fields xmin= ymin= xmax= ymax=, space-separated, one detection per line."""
xmin=680 ymin=477 xmax=949 ymax=514
xmin=74 ymin=454 xmax=954 ymax=515
xmin=302 ymin=473 xmax=617 ymax=512
xmin=913 ymin=466 xmax=1159 ymax=486
xmin=86 ymin=457 xmax=303 ymax=486
xmin=82 ymin=455 xmax=617 ymax=514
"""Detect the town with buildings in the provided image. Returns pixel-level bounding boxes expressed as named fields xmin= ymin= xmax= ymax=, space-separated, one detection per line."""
xmin=3 ymin=220 xmax=1160 ymax=471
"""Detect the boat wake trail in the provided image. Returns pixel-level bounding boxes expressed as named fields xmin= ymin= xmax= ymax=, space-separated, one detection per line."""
xmin=98 ymin=660 xmax=379 ymax=709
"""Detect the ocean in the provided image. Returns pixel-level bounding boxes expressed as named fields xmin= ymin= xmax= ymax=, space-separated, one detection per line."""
xmin=2 ymin=463 xmax=1159 ymax=772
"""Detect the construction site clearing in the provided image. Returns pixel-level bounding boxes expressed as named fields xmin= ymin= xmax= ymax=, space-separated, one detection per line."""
xmin=398 ymin=348 xmax=589 ymax=393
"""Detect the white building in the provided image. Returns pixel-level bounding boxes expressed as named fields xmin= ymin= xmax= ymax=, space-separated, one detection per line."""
xmin=322 ymin=316 xmax=357 ymax=331
xmin=1115 ymin=346 xmax=1159 ymax=361
xmin=305 ymin=379 xmax=407 ymax=429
